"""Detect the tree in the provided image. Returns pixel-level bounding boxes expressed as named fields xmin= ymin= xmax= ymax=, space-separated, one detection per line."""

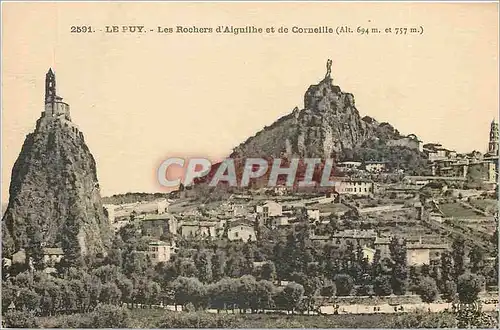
xmin=325 ymin=215 xmax=339 ymax=235
xmin=2 ymin=282 xmax=18 ymax=312
xmin=69 ymin=279 xmax=89 ymax=312
xmin=100 ymin=282 xmax=122 ymax=305
xmin=236 ymin=275 xmax=258 ymax=313
xmin=465 ymin=164 xmax=486 ymax=189
xmin=334 ymin=274 xmax=354 ymax=296
xmin=242 ymin=244 xmax=256 ymax=274
xmin=452 ymin=238 xmax=466 ymax=279
xmin=440 ymin=251 xmax=454 ymax=288
xmin=209 ymin=277 xmax=238 ymax=312
xmin=211 ymin=251 xmax=226 ymax=282
xmin=104 ymin=248 xmax=123 ymax=268
xmin=172 ymin=277 xmax=207 ymax=310
xmin=371 ymin=249 xmax=382 ymax=278
xmin=16 ymin=288 xmax=41 ymax=312
xmin=416 ymin=276 xmax=439 ymax=303
xmin=225 ymin=253 xmax=247 ymax=278
xmin=147 ymin=281 xmax=162 ymax=307
xmin=176 ymin=259 xmax=197 ymax=278
xmin=390 ymin=237 xmax=408 ymax=295
xmin=441 ymin=280 xmax=457 ymax=303
xmin=194 ymin=250 xmax=213 ymax=283
xmin=374 ymin=275 xmax=392 ymax=296
xmin=280 ymin=282 xmax=304 ymax=314
xmin=256 ymin=280 xmax=275 ymax=311
xmin=123 ymin=250 xmax=150 ymax=276
xmin=116 ymin=275 xmax=134 ymax=307
xmin=321 ymin=280 xmax=337 ymax=298
xmin=60 ymin=199 xmax=85 ymax=268
xmin=83 ymin=274 xmax=102 ymax=310
xmin=25 ymin=228 xmax=45 ymax=270
xmin=468 ymin=246 xmax=485 ymax=274
xmin=457 ymin=272 xmax=483 ymax=304
xmin=291 ymin=271 xmax=322 ymax=314
xmin=260 ymin=261 xmax=277 ymax=282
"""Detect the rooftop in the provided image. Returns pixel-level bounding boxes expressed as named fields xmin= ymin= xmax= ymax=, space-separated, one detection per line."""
xmin=43 ymin=247 xmax=64 ymax=255
xmin=142 ymin=213 xmax=176 ymax=221
xmin=332 ymin=229 xmax=377 ymax=238
xmin=148 ymin=240 xmax=170 ymax=246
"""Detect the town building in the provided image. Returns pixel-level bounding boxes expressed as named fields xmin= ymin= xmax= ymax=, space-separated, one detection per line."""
xmin=270 ymin=216 xmax=292 ymax=228
xmin=157 ymin=199 xmax=169 ymax=214
xmin=233 ymin=204 xmax=248 ymax=216
xmin=307 ymin=209 xmax=320 ymax=222
xmin=273 ymin=185 xmax=289 ymax=196
xmin=180 ymin=221 xmax=217 ymax=239
xmin=364 ymin=161 xmax=387 ymax=173
xmin=483 ymin=120 xmax=499 ymax=183
xmin=147 ymin=241 xmax=172 ymax=265
xmin=423 ymin=143 xmax=453 ymax=162
xmin=403 ymin=176 xmax=466 ymax=186
xmin=332 ymin=229 xmax=378 ymax=248
xmin=362 ymin=246 xmax=376 ymax=263
xmin=406 ymin=243 xmax=448 ymax=266
xmin=42 ymin=247 xmax=64 ymax=266
xmin=103 ymin=205 xmax=116 ymax=224
xmin=141 ymin=213 xmax=178 ymax=238
xmin=387 ymin=134 xmax=423 ymax=152
xmin=374 ymin=237 xmax=449 ymax=266
xmin=256 ymin=201 xmax=283 ymax=219
xmin=337 ymin=161 xmax=362 ymax=172
xmin=335 ymin=179 xmax=375 ymax=196
xmin=227 ymin=221 xmax=256 ymax=241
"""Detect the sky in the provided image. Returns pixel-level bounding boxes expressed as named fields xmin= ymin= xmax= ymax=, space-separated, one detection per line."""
xmin=1 ymin=2 xmax=498 ymax=201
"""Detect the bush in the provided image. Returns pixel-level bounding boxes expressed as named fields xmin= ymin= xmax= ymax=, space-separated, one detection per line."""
xmin=416 ymin=277 xmax=439 ymax=303
xmin=91 ymin=304 xmax=130 ymax=328
xmin=3 ymin=310 xmax=40 ymax=328
xmin=334 ymin=274 xmax=354 ymax=296
xmin=373 ymin=275 xmax=392 ymax=296
xmin=457 ymin=273 xmax=484 ymax=304
xmin=392 ymin=310 xmax=457 ymax=328
xmin=156 ymin=312 xmax=237 ymax=328
xmin=49 ymin=314 xmax=94 ymax=328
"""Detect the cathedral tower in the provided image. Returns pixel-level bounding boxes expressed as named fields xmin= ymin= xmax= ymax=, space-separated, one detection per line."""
xmin=487 ymin=120 xmax=499 ymax=156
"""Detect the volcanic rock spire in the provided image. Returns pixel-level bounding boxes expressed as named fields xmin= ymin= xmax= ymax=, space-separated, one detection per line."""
xmin=2 ymin=69 xmax=111 ymax=262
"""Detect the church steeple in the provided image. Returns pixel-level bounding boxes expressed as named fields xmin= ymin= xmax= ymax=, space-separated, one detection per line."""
xmin=42 ymin=68 xmax=71 ymax=120
xmin=45 ymin=68 xmax=56 ymax=104
xmin=487 ymin=119 xmax=499 ymax=156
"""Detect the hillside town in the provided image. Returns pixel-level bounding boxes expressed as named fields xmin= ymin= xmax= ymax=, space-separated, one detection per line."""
xmin=59 ymin=119 xmax=498 ymax=317
xmin=1 ymin=66 xmax=498 ymax=329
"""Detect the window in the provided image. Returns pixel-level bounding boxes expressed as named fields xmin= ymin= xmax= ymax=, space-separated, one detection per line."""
xmin=235 ymin=232 xmax=239 ymax=238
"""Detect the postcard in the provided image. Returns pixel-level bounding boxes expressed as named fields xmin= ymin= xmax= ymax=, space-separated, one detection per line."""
xmin=1 ymin=2 xmax=498 ymax=329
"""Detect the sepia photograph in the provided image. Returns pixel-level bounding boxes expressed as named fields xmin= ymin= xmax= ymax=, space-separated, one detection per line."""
xmin=1 ymin=2 xmax=499 ymax=328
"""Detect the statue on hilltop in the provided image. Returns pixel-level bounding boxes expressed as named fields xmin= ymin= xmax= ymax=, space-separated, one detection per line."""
xmin=325 ymin=59 xmax=332 ymax=79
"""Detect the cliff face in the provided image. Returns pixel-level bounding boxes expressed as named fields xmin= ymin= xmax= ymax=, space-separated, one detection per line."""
xmin=231 ymin=69 xmax=402 ymax=160
xmin=2 ymin=73 xmax=111 ymax=259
